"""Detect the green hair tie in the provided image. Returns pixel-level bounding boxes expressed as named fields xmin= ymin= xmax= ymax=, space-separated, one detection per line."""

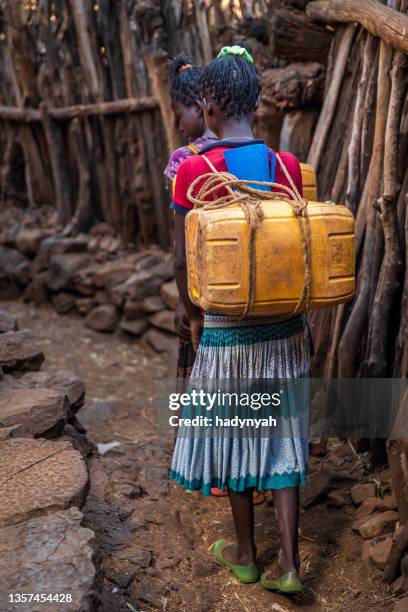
xmin=217 ymin=45 xmax=253 ymax=63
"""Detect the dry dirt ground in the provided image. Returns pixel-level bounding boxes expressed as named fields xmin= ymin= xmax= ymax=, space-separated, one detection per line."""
xmin=5 ymin=301 xmax=404 ymax=612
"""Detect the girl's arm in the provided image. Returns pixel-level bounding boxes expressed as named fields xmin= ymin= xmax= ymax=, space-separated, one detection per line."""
xmin=173 ymin=212 xmax=202 ymax=350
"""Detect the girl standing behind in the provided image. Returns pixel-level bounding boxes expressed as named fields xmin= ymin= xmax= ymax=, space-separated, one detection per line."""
xmin=164 ymin=54 xmax=217 ymax=380
xmin=170 ymin=44 xmax=311 ymax=594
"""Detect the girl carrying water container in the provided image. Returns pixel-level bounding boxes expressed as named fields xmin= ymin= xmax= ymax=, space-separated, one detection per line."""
xmin=170 ymin=44 xmax=311 ymax=593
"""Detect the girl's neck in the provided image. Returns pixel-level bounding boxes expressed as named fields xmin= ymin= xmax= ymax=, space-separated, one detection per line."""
xmin=202 ymin=126 xmax=217 ymax=139
xmin=218 ymin=117 xmax=254 ymax=141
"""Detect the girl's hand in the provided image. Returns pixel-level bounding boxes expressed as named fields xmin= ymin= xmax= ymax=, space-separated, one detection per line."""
xmin=190 ymin=315 xmax=203 ymax=352
xmin=175 ymin=301 xmax=191 ymax=341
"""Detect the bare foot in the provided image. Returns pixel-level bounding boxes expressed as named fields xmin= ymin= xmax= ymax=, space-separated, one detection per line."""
xmin=221 ymin=542 xmax=256 ymax=567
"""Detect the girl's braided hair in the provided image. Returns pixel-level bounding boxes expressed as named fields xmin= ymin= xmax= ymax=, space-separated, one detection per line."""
xmin=168 ymin=54 xmax=203 ymax=107
xmin=199 ymin=42 xmax=261 ymax=119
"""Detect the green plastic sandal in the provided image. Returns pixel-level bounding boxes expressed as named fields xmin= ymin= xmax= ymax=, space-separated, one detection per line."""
xmin=261 ymin=570 xmax=302 ymax=593
xmin=212 ymin=539 xmax=258 ymax=583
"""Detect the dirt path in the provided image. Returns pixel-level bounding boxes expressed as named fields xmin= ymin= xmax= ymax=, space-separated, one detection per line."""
xmin=5 ymin=301 xmax=399 ymax=612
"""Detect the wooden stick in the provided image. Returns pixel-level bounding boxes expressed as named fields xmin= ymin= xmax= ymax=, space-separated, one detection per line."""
xmin=338 ymin=39 xmax=393 ymax=376
xmin=367 ymin=37 xmax=406 ymax=374
xmin=307 ymin=24 xmax=356 ymax=170
xmin=0 ymin=106 xmax=41 ymax=122
xmin=306 ymin=0 xmax=408 ymax=54
xmin=50 ymin=97 xmax=160 ymax=119
xmin=394 ymin=189 xmax=408 ymax=376
xmin=0 ymin=97 xmax=159 ymax=122
xmin=193 ymin=0 xmax=213 ymax=63
xmin=41 ymin=102 xmax=71 ymax=225
xmin=346 ymin=34 xmax=377 ymax=213
xmin=68 ymin=0 xmax=101 ymax=101
xmin=64 ymin=117 xmax=91 ymax=235
xmin=144 ymin=53 xmax=181 ymax=155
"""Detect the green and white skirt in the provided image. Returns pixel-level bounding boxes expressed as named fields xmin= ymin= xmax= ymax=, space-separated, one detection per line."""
xmin=169 ymin=312 xmax=311 ymax=495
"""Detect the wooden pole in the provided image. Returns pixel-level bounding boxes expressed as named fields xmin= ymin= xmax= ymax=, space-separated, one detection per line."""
xmin=307 ymin=24 xmax=356 ymax=170
xmin=40 ymin=103 xmax=71 ymax=226
xmin=0 ymin=97 xmax=159 ymax=122
xmin=338 ymin=38 xmax=394 ymax=376
xmin=307 ymin=0 xmax=408 ymax=54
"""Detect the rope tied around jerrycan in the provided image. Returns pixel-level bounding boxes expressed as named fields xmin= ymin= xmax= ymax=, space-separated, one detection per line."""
xmin=187 ymin=153 xmax=312 ymax=318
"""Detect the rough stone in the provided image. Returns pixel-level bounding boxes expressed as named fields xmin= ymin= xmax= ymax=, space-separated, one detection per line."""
xmin=350 ymin=482 xmax=377 ymax=505
xmin=143 ymin=328 xmax=177 ymax=353
xmin=52 ymin=291 xmax=77 ymax=314
xmin=0 ymin=245 xmax=31 ymax=284
xmin=392 ymin=575 xmax=407 ymax=596
xmin=102 ymin=557 xmax=138 ymax=588
xmin=134 ymin=252 xmax=166 ymax=273
xmin=355 ymin=494 xmax=397 ymax=520
xmin=0 ymin=437 xmax=89 ymax=528
xmin=81 ymin=494 xmax=132 ymax=556
xmin=94 ymin=290 xmax=108 ymax=304
xmin=99 ymin=236 xmax=121 ymax=253
xmin=160 ymin=279 xmax=178 ymax=310
xmin=123 ymin=298 xmax=145 ymax=320
xmin=0 ymin=329 xmax=44 ymax=372
xmin=47 ymin=253 xmax=91 ymax=292
xmin=355 ymin=497 xmax=380 ymax=520
xmin=193 ymin=560 xmax=220 ymax=577
xmin=90 ymin=222 xmax=114 ymax=236
xmin=0 ymin=507 xmax=96 ymax=612
xmin=354 ymin=511 xmax=399 ymax=539
xmin=16 ymin=228 xmax=52 ymax=256
xmin=301 ymin=469 xmax=360 ymax=507
xmin=0 ymin=425 xmax=20 ymax=440
xmin=76 ymin=297 xmax=95 ymax=315
xmin=63 ymin=423 xmax=94 ymax=457
xmin=23 ymin=271 xmax=50 ymax=306
xmin=378 ymin=494 xmax=397 ymax=512
xmin=77 ymin=258 xmax=136 ymax=291
xmin=0 ymin=270 xmax=21 ymax=300
xmin=109 ymin=260 xmax=173 ymax=306
xmin=363 ymin=536 xmax=393 ymax=570
xmin=142 ymin=295 xmax=166 ymax=314
xmin=85 ymin=304 xmax=119 ymax=333
xmin=327 ymin=490 xmax=352 ymax=508
xmin=114 ymin=546 xmax=152 ymax=568
xmin=0 ymin=309 xmax=18 ymax=333
xmin=0 ymin=387 xmax=67 ymax=437
xmin=34 ymin=235 xmax=89 ymax=273
xmin=120 ymin=317 xmax=149 ymax=337
xmin=149 ymin=310 xmax=176 ymax=334
xmin=0 ymin=246 xmax=31 ymax=298
xmin=0 ymin=370 xmax=86 ymax=416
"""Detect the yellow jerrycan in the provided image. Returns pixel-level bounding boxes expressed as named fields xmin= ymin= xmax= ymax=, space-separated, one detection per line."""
xmin=185 ymin=155 xmax=355 ymax=317
xmin=300 ymin=163 xmax=317 ymax=201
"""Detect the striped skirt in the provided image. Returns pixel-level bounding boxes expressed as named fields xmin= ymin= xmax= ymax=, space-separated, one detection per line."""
xmin=169 ymin=312 xmax=311 ymax=495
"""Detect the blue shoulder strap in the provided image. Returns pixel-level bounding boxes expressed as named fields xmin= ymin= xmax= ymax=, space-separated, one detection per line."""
xmin=223 ymin=144 xmax=276 ymax=192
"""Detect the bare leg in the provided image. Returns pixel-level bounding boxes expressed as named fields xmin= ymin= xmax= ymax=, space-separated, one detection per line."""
xmin=221 ymin=488 xmax=257 ymax=566
xmin=265 ymin=486 xmax=300 ymax=579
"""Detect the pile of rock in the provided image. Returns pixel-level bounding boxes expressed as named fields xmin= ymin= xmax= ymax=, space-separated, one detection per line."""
xmin=0 ymin=224 xmax=179 ymax=353
xmin=350 ymin=480 xmax=398 ymax=568
xmin=302 ymin=439 xmax=407 ymax=597
xmin=0 ymin=309 xmax=97 ymax=611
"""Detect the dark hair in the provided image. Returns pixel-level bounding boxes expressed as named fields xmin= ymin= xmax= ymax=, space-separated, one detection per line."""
xmin=168 ymin=54 xmax=203 ymax=107
xmin=199 ymin=42 xmax=261 ymax=119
